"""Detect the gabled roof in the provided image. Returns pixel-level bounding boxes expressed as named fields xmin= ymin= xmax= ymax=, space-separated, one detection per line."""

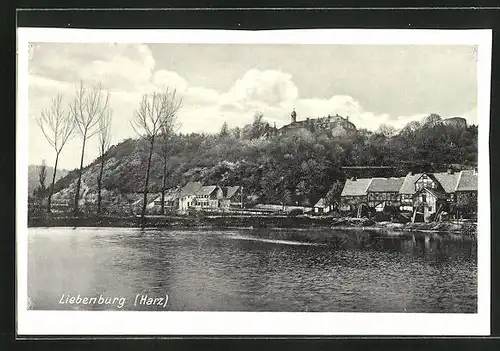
xmin=455 ymin=170 xmax=478 ymax=191
xmin=180 ymin=182 xmax=203 ymax=197
xmin=420 ymin=187 xmax=448 ymax=199
xmin=195 ymin=185 xmax=219 ymax=196
xmin=135 ymin=193 xmax=161 ymax=207
xmin=366 ymin=177 xmax=404 ymax=193
xmin=314 ymin=197 xmax=328 ymax=208
xmin=399 ymin=173 xmax=422 ymax=194
xmin=341 ymin=178 xmax=371 ymax=196
xmin=399 ymin=172 xmax=462 ymax=194
xmin=432 ymin=172 xmax=461 ymax=193
xmin=224 ymin=186 xmax=240 ymax=199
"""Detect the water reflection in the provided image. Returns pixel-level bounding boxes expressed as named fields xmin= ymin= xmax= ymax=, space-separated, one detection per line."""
xmin=28 ymin=227 xmax=477 ymax=313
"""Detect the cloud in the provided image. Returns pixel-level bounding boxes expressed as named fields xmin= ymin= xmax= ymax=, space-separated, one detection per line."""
xmin=388 ymin=113 xmax=429 ymax=130
xmin=184 ymin=87 xmax=220 ymax=106
xmin=30 ymin=43 xmax=155 ymax=91
xmin=221 ymin=69 xmax=299 ymax=106
xmin=152 ymin=70 xmax=188 ymax=92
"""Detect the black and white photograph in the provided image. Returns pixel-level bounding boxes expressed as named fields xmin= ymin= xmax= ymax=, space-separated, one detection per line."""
xmin=16 ymin=28 xmax=491 ymax=335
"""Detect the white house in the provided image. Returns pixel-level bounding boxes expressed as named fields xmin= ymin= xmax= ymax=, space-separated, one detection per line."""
xmin=178 ymin=182 xmax=203 ymax=211
xmin=313 ymin=198 xmax=332 ymax=214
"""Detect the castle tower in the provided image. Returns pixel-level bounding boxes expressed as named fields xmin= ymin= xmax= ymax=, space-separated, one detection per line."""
xmin=291 ymin=108 xmax=297 ymax=123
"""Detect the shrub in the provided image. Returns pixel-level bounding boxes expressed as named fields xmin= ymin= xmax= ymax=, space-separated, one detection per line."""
xmin=288 ymin=208 xmax=304 ymax=217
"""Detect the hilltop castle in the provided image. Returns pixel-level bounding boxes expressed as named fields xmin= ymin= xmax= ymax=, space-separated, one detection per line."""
xmin=278 ymin=108 xmax=357 ymax=136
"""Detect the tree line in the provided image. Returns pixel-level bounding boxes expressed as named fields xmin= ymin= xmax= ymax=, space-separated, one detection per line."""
xmin=37 ymin=94 xmax=477 ymax=218
xmin=48 ymin=110 xmax=477 ymax=214
xmin=35 ymin=81 xmax=182 ymax=226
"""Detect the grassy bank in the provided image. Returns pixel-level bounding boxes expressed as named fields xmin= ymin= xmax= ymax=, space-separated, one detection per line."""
xmin=28 ymin=214 xmax=477 ymax=236
xmin=29 ymin=214 xmax=335 ymax=229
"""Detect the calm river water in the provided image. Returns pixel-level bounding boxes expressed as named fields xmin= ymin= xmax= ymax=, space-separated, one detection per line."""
xmin=28 ymin=227 xmax=477 ymax=313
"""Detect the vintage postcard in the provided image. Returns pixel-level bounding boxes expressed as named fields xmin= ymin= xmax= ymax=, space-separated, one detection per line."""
xmin=16 ymin=28 xmax=491 ymax=336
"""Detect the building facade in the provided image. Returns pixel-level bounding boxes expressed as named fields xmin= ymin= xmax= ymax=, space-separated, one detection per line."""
xmin=366 ymin=178 xmax=405 ymax=212
xmin=313 ymin=197 xmax=332 ymax=214
xmin=221 ymin=186 xmax=243 ymax=208
xmin=178 ymin=182 xmax=203 ymax=211
xmin=194 ymin=185 xmax=224 ymax=208
xmin=152 ymin=183 xmax=244 ymax=213
xmin=339 ymin=177 xmax=371 ymax=212
xmin=340 ymin=169 xmax=478 ymax=221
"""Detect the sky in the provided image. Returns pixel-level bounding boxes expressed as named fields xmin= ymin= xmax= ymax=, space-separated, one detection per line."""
xmin=27 ymin=43 xmax=478 ymax=169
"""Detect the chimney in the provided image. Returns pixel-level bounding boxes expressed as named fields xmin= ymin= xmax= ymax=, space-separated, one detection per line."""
xmin=408 ymin=171 xmax=413 ymax=176
xmin=447 ymin=169 xmax=454 ymax=174
xmin=351 ymin=176 xmax=357 ymax=181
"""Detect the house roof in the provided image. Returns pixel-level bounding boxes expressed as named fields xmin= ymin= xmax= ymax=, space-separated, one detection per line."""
xmin=399 ymin=173 xmax=422 ymax=194
xmin=455 ymin=170 xmax=478 ymax=191
xmin=180 ymin=182 xmax=203 ymax=197
xmin=196 ymin=185 xmax=219 ymax=196
xmin=341 ymin=178 xmax=371 ymax=196
xmin=432 ymin=172 xmax=461 ymax=193
xmin=314 ymin=197 xmax=328 ymax=208
xmin=225 ymin=186 xmax=240 ymax=199
xmin=421 ymin=187 xmax=448 ymax=199
xmin=399 ymin=171 xmax=476 ymax=194
xmin=366 ymin=177 xmax=404 ymax=193
xmin=134 ymin=193 xmax=161 ymax=207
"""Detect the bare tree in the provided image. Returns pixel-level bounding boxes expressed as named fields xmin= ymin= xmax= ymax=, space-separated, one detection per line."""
xmin=37 ymin=93 xmax=75 ymax=212
xmin=131 ymin=88 xmax=182 ymax=225
xmin=70 ymin=81 xmax=110 ymax=216
xmin=157 ymin=100 xmax=182 ymax=215
xmin=97 ymin=106 xmax=113 ymax=215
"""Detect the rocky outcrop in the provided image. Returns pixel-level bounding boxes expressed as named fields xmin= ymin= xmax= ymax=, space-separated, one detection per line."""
xmin=443 ymin=117 xmax=467 ymax=128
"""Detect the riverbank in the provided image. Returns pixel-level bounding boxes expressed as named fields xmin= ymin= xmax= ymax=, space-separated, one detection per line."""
xmin=28 ymin=214 xmax=477 ymax=236
xmin=330 ymin=217 xmax=477 ymax=236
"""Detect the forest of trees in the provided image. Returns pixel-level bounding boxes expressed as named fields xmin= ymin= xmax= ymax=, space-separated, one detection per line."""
xmin=50 ymin=112 xmax=478 ymax=213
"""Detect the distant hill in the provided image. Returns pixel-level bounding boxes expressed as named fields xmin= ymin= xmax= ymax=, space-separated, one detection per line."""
xmin=49 ymin=113 xmax=477 ymax=214
xmin=28 ymin=165 xmax=71 ymax=196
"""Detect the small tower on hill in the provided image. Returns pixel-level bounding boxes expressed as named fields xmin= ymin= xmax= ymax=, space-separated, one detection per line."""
xmin=291 ymin=108 xmax=297 ymax=123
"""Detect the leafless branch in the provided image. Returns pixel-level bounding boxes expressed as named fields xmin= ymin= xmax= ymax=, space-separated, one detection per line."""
xmin=70 ymin=80 xmax=110 ymax=141
xmin=131 ymin=88 xmax=182 ymax=144
xmin=98 ymin=106 xmax=113 ymax=157
xmin=37 ymin=92 xmax=75 ymax=155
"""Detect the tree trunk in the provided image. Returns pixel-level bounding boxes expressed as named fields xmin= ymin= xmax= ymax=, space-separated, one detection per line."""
xmin=161 ymin=155 xmax=167 ymax=215
xmin=47 ymin=152 xmax=59 ymax=213
xmin=74 ymin=134 xmax=87 ymax=216
xmin=97 ymin=151 xmax=105 ymax=215
xmin=141 ymin=136 xmax=155 ymax=227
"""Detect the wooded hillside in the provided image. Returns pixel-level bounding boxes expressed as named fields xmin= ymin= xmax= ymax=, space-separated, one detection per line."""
xmin=51 ymin=113 xmax=478 ymax=211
